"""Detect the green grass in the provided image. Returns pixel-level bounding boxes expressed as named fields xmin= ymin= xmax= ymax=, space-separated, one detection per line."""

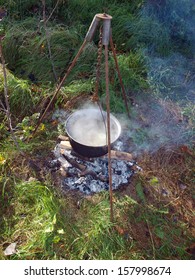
xmin=0 ymin=180 xmax=134 ymax=259
xmin=0 ymin=166 xmax=193 ymax=260
xmin=1 ymin=0 xmax=146 ymax=86
xmin=2 ymin=19 xmax=84 ymax=84
xmin=0 ymin=68 xmax=36 ymax=121
xmin=9 ymin=181 xmax=59 ymax=259
xmin=66 ymin=193 xmax=129 ymax=260
xmin=110 ymin=50 xmax=148 ymax=91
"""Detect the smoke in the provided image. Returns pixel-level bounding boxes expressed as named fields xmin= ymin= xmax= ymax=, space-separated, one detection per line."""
xmin=115 ymin=93 xmax=193 ymax=156
xmin=147 ymin=53 xmax=195 ymax=103
xmin=141 ymin=0 xmax=195 ymax=104
xmin=117 ymin=0 xmax=195 ymax=155
xmin=139 ymin=0 xmax=195 ymax=56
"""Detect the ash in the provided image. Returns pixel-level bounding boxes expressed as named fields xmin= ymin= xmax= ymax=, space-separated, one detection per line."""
xmin=54 ymin=144 xmax=138 ymax=195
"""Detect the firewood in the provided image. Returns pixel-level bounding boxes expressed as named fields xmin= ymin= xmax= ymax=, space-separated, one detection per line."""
xmin=62 ymin=153 xmax=108 ymax=182
xmin=59 ymin=139 xmax=133 ymax=161
xmin=102 ymin=150 xmax=133 ymax=161
xmin=59 ymin=140 xmax=72 ymax=150
xmin=80 ymin=169 xmax=108 ymax=182
xmin=58 ymin=135 xmax=69 ymax=142
xmin=62 ymin=153 xmax=86 ymax=171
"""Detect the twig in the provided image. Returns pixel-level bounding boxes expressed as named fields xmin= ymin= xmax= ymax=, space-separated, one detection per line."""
xmin=0 ymin=99 xmax=6 ymax=111
xmin=46 ymin=0 xmax=60 ymax=24
xmin=41 ymin=0 xmax=58 ymax=82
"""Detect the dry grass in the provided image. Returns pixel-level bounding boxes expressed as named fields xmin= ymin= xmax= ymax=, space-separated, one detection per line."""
xmin=115 ymin=145 xmax=195 ymax=259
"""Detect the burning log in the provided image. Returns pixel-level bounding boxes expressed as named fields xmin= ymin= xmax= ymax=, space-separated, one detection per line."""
xmin=57 ymin=135 xmax=69 ymax=142
xmin=103 ymin=150 xmax=133 ymax=161
xmin=62 ymin=153 xmax=108 ymax=182
xmin=59 ymin=140 xmax=72 ymax=150
xmin=62 ymin=153 xmax=86 ymax=171
xmin=80 ymin=169 xmax=108 ymax=182
xmin=59 ymin=140 xmax=133 ymax=161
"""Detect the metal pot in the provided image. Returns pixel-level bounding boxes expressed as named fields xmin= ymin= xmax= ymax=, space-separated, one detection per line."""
xmin=65 ymin=108 xmax=121 ymax=157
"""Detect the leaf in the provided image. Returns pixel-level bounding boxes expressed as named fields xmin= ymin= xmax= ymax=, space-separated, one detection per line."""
xmin=40 ymin=123 xmax=45 ymax=131
xmin=0 ymin=154 xmax=6 ymax=165
xmin=53 ymin=236 xmax=61 ymax=243
xmin=180 ymin=145 xmax=194 ymax=156
xmin=114 ymin=225 xmax=125 ymax=235
xmin=57 ymin=229 xmax=64 ymax=234
xmin=149 ymin=176 xmax=159 ymax=186
xmin=4 ymin=243 xmax=17 ymax=256
xmin=45 ymin=225 xmax=54 ymax=233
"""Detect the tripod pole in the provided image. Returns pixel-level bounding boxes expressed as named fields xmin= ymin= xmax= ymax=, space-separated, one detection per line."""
xmin=105 ymin=44 xmax=114 ymax=223
xmin=101 ymin=14 xmax=114 ymax=223
xmin=32 ymin=39 xmax=87 ymax=136
xmin=32 ymin=14 xmax=103 ymax=136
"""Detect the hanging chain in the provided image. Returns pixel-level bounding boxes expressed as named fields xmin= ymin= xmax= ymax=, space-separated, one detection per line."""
xmin=92 ymin=26 xmax=103 ymax=102
xmin=92 ymin=25 xmax=108 ymax=165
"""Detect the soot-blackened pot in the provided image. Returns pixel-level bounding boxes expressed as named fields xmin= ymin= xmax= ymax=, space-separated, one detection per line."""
xmin=65 ymin=108 xmax=121 ymax=157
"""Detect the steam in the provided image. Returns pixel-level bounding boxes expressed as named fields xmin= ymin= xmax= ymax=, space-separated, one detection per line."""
xmin=66 ymin=108 xmax=120 ymax=146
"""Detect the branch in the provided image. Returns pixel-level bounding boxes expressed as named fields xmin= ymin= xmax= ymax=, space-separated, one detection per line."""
xmin=0 ymin=99 xmax=6 ymax=111
xmin=46 ymin=0 xmax=61 ymax=24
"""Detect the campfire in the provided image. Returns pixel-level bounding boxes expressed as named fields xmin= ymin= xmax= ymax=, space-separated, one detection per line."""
xmin=53 ymin=137 xmax=140 ymax=195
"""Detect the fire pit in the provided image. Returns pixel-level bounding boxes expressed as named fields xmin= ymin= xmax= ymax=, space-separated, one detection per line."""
xmin=53 ymin=140 xmax=140 ymax=195
xmin=65 ymin=108 xmax=121 ymax=157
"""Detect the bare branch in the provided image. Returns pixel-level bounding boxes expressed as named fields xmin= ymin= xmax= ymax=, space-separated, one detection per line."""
xmin=0 ymin=99 xmax=6 ymax=111
xmin=46 ymin=0 xmax=61 ymax=24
